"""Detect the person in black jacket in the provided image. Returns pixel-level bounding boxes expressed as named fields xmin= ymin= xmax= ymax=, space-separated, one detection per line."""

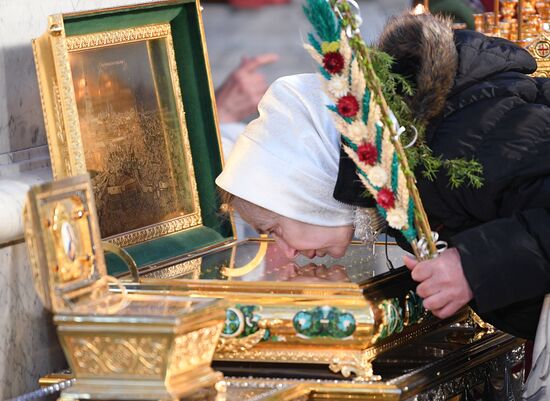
xmin=335 ymin=13 xmax=550 ymax=340
xmin=217 ymin=14 xmax=550 ymax=341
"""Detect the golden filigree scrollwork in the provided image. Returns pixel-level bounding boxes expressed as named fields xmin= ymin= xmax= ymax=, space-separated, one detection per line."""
xmin=107 ymin=213 xmax=202 ymax=248
xmin=66 ymin=336 xmax=169 ymax=376
xmin=52 ymin=73 xmax=70 ymax=176
xmin=141 ymin=258 xmax=202 ymax=280
xmin=170 ymin=324 xmax=224 ymax=375
xmin=216 ymin=328 xmax=267 ymax=354
xmin=49 ymin=14 xmax=87 ymax=176
xmin=468 ymin=309 xmax=495 ymax=342
xmin=329 ymin=353 xmax=380 ymax=382
xmin=469 ymin=310 xmax=495 ymax=333
xmin=66 ymin=24 xmax=171 ymax=50
xmin=216 ymin=317 xmax=283 ymax=355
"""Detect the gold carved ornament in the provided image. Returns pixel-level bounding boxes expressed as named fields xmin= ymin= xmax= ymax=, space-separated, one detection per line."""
xmin=49 ymin=14 xmax=87 ymax=176
xmin=66 ymin=335 xmax=169 ymax=377
xmin=38 ymin=21 xmax=205 ymax=248
xmin=527 ymin=33 xmax=550 ymax=77
xmin=23 ymin=176 xmax=131 ymax=315
xmin=47 ymin=200 xmax=130 ymax=314
xmin=216 ymin=318 xmax=283 ymax=354
xmin=170 ymin=325 xmax=225 ymax=376
xmin=329 ymin=353 xmax=378 ymax=381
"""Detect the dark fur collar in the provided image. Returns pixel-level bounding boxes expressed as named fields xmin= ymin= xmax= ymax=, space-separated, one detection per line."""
xmin=378 ymin=13 xmax=458 ymax=124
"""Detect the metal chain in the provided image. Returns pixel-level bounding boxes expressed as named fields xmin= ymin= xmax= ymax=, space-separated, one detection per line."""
xmin=6 ymin=379 xmax=75 ymax=401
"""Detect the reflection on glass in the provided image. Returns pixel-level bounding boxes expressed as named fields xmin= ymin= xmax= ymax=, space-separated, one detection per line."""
xmin=61 ymin=221 xmax=77 ymax=262
xmin=102 ymin=294 xmax=199 ymax=317
xmin=69 ymin=38 xmax=195 ymax=238
xmin=266 ymin=263 xmax=350 ymax=283
xmin=195 ymin=240 xmax=406 ymax=285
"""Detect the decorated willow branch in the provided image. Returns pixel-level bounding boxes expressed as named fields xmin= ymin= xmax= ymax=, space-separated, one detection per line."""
xmin=303 ymin=0 xmax=441 ymax=259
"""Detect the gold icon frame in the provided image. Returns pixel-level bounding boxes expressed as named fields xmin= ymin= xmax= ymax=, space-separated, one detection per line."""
xmin=33 ymin=19 xmax=202 ymax=248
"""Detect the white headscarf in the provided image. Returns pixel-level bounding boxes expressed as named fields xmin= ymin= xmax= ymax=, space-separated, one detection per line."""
xmin=216 ymin=73 xmax=354 ymax=227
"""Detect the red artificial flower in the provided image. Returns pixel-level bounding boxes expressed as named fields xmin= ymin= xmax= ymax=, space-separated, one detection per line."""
xmin=377 ymin=188 xmax=395 ymax=209
xmin=323 ymin=52 xmax=345 ymax=74
xmin=337 ymin=95 xmax=359 ymax=118
xmin=357 ymin=143 xmax=377 ymax=166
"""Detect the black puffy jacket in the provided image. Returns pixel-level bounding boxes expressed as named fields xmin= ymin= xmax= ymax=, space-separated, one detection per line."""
xmin=334 ymin=17 xmax=550 ymax=339
xmin=420 ymin=32 xmax=550 ymax=340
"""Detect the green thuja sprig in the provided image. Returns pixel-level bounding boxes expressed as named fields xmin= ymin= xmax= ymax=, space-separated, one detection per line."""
xmin=444 ymin=158 xmax=484 ymax=189
xmin=419 ymin=147 xmax=443 ymax=181
xmin=370 ymin=49 xmax=484 ymax=189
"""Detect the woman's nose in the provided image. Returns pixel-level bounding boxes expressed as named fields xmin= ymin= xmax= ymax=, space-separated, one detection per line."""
xmin=274 ymin=237 xmax=298 ymax=260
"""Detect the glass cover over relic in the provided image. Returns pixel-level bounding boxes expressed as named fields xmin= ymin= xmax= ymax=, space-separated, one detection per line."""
xmin=66 ymin=24 xmax=201 ymax=240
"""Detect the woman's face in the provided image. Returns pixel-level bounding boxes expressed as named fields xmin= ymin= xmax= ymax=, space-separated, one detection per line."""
xmin=234 ymin=199 xmax=354 ymax=260
xmin=269 ymin=216 xmax=353 ymax=259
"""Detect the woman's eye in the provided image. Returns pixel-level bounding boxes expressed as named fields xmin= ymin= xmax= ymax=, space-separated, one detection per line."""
xmin=261 ymin=229 xmax=274 ymax=237
xmin=267 ymin=230 xmax=282 ymax=240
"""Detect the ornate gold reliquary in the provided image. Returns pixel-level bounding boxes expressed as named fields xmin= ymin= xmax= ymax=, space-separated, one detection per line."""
xmin=23 ymin=174 xmax=226 ymax=400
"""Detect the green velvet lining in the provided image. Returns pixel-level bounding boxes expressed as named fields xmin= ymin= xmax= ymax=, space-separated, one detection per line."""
xmin=169 ymin=6 xmax=230 ymax=236
xmin=63 ymin=1 xmax=234 ymax=274
xmin=106 ymin=226 xmax=224 ymax=276
xmin=64 ymin=7 xmax=183 ymax=36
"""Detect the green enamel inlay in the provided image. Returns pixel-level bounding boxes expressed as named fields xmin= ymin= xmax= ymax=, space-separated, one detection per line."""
xmin=221 ymin=305 xmax=264 ymax=339
xmin=222 ymin=307 xmax=245 ymax=337
xmin=405 ymin=290 xmax=426 ymax=326
xmin=377 ymin=298 xmax=403 ymax=341
xmin=293 ymin=306 xmax=356 ymax=339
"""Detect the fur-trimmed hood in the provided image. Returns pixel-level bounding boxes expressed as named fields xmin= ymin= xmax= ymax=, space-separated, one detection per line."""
xmin=377 ymin=13 xmax=537 ymax=124
xmin=378 ymin=13 xmax=458 ymax=124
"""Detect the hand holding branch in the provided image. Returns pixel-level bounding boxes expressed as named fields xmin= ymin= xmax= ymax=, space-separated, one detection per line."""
xmin=404 ymin=248 xmax=473 ymax=319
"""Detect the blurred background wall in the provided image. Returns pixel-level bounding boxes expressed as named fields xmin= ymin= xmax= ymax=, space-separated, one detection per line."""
xmin=202 ymin=0 xmax=409 ymax=88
